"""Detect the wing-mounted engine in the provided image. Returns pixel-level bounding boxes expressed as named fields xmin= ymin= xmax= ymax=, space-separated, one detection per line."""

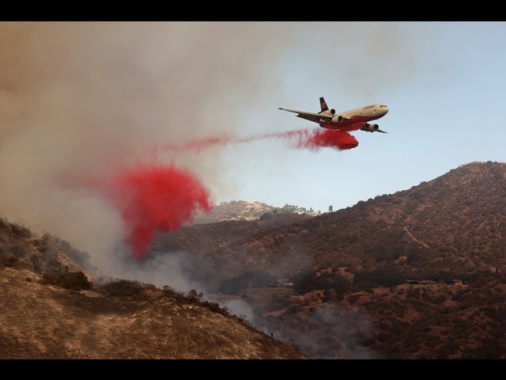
xmin=362 ymin=123 xmax=378 ymax=132
xmin=331 ymin=113 xmax=345 ymax=123
xmin=361 ymin=123 xmax=387 ymax=133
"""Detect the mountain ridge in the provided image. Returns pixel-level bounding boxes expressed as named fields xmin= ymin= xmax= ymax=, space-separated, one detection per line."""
xmin=156 ymin=161 xmax=505 ymax=290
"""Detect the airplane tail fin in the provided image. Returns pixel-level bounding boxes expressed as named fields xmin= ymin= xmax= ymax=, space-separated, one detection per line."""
xmin=319 ymin=97 xmax=329 ymax=112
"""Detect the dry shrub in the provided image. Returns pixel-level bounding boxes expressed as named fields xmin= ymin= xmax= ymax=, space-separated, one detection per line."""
xmin=99 ymin=279 xmax=146 ymax=296
xmin=0 ymin=256 xmax=19 ymax=268
xmin=41 ymin=271 xmax=92 ymax=291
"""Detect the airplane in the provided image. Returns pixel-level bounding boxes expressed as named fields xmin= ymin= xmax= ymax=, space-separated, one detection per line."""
xmin=279 ymin=97 xmax=389 ymax=133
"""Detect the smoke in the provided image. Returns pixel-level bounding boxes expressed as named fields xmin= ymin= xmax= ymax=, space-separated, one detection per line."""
xmin=101 ymin=246 xmax=209 ymax=294
xmin=257 ymin=303 xmax=382 ymax=359
xmin=0 ymin=21 xmax=430 ymax=276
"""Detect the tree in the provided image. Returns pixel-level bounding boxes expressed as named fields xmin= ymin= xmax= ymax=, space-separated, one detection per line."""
xmin=290 ymin=270 xmax=351 ymax=298
xmin=352 ymin=266 xmax=405 ymax=291
xmin=218 ymin=270 xmax=277 ymax=295
xmin=316 ymin=272 xmax=351 ymax=299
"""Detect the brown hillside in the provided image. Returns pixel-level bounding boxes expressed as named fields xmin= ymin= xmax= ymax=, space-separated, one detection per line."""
xmin=152 ymin=161 xmax=506 ymax=359
xmin=0 ymin=220 xmax=307 ymax=359
xmin=191 ymin=200 xmax=275 ymax=224
xmin=156 ymin=161 xmax=506 ymax=288
xmin=1 ymin=161 xmax=504 ymax=359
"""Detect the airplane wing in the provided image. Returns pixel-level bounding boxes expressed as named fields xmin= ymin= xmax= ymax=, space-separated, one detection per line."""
xmin=278 ymin=108 xmax=333 ymax=124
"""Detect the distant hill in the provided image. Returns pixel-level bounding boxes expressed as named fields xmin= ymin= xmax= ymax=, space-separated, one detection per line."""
xmin=190 ymin=200 xmax=275 ymax=224
xmin=190 ymin=200 xmax=319 ymax=225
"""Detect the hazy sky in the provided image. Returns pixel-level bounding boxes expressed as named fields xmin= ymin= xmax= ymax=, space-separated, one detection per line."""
xmin=1 ymin=22 xmax=505 ymax=273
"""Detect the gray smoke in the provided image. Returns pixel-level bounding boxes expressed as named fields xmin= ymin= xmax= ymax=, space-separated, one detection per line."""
xmin=0 ymin=21 xmax=433 ymax=279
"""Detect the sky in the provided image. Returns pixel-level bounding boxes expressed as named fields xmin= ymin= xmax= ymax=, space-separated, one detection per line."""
xmin=0 ymin=21 xmax=505 ymax=280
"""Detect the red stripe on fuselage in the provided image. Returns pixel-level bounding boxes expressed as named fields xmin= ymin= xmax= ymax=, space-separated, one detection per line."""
xmin=321 ymin=115 xmax=368 ymax=131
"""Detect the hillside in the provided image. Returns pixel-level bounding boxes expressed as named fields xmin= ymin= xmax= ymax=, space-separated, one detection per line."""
xmin=190 ymin=200 xmax=275 ymax=224
xmin=0 ymin=221 xmax=306 ymax=359
xmin=153 ymin=161 xmax=506 ymax=359
xmin=156 ymin=161 xmax=506 ymax=288
xmin=1 ymin=161 xmax=504 ymax=359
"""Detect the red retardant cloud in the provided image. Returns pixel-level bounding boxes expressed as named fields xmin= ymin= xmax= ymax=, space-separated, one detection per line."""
xmin=101 ymin=163 xmax=212 ymax=259
xmin=293 ymin=129 xmax=358 ymax=150
xmin=162 ymin=128 xmax=359 ymax=154
xmin=90 ymin=126 xmax=358 ymax=259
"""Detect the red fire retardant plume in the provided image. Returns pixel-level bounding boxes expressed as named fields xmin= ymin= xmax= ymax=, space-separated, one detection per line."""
xmin=300 ymin=129 xmax=359 ymax=150
xmin=102 ymin=163 xmax=212 ymax=259
xmin=99 ymin=127 xmax=357 ymax=258
xmin=269 ymin=129 xmax=359 ymax=151
xmin=163 ymin=128 xmax=359 ymax=154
